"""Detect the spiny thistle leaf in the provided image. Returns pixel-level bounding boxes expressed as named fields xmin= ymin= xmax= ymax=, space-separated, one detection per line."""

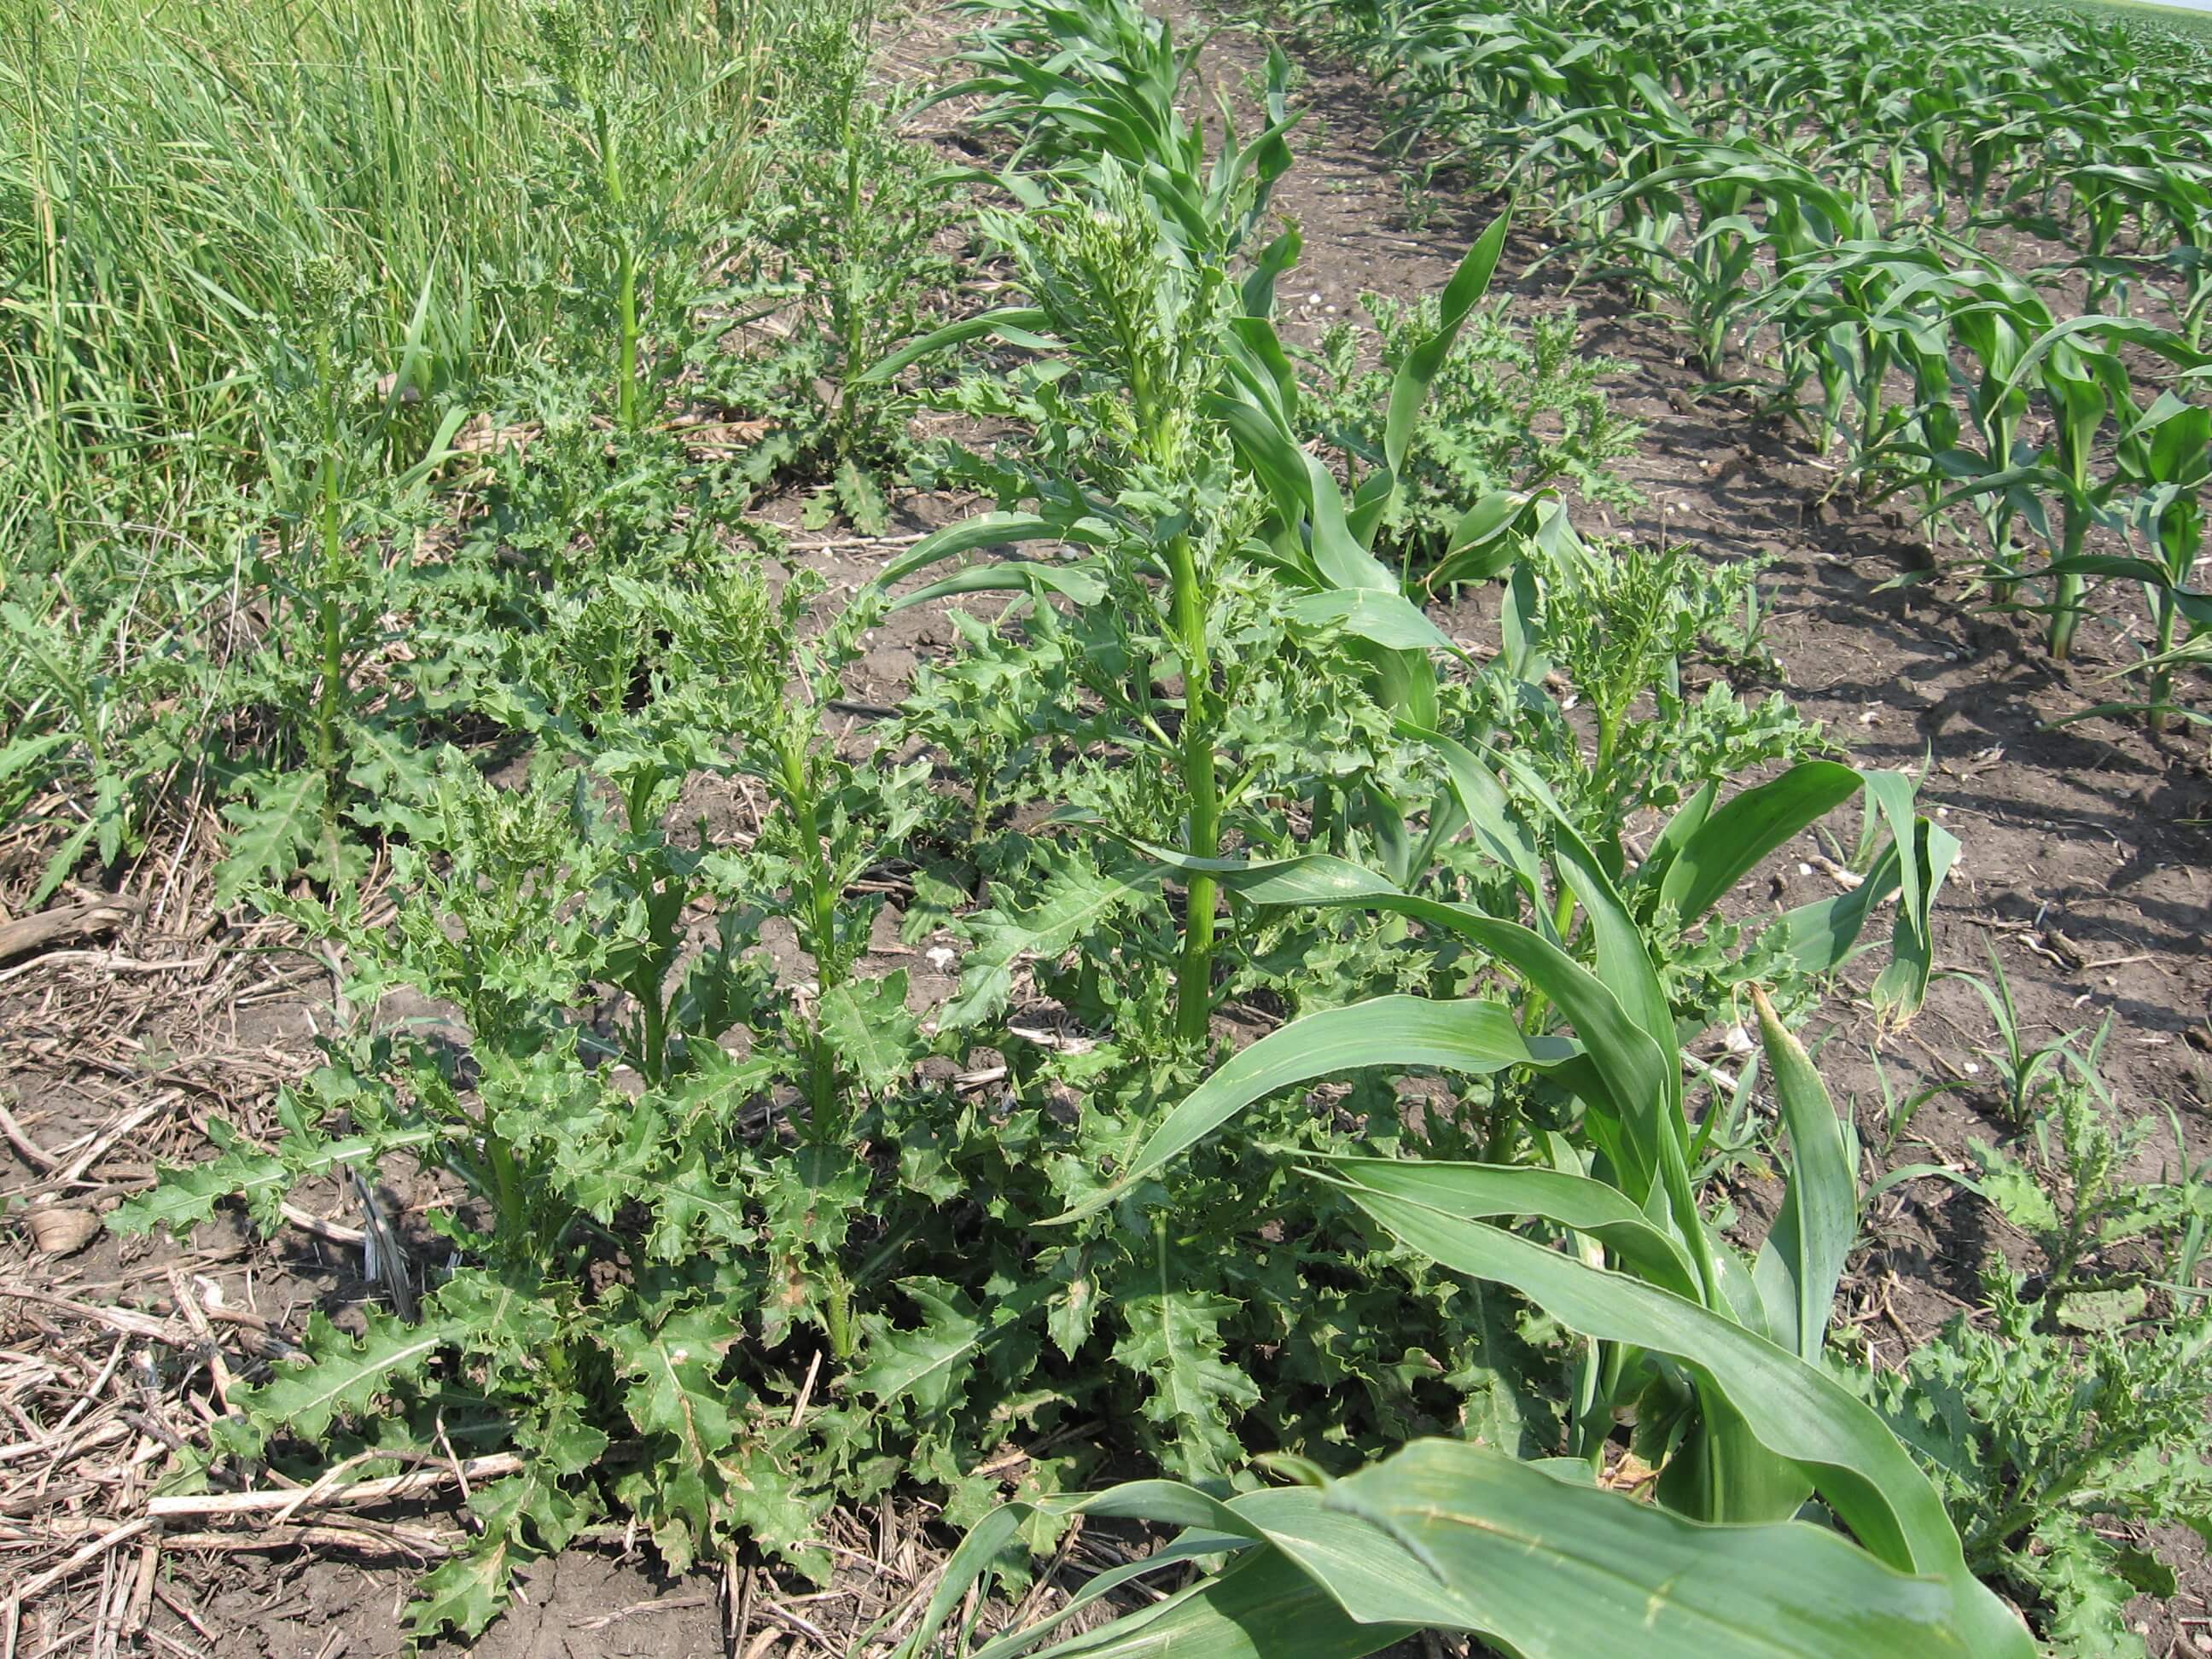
xmin=645 ymin=1149 xmax=759 ymax=1260
xmin=820 ymin=970 xmax=924 ymax=1091
xmin=1112 ymin=1289 xmax=1261 ymax=1481
xmin=234 ymin=1308 xmax=463 ymax=1444
xmin=108 ymin=1121 xmax=440 ymax=1238
xmin=409 ymin=1534 xmax=521 ymax=1644
xmin=106 ymin=1141 xmax=290 ymax=1237
xmin=852 ymin=1277 xmax=987 ymax=1422
xmin=601 ymin=1307 xmax=744 ymax=1570
xmin=214 ymin=769 xmax=326 ymax=905
xmin=940 ymin=840 xmax=1158 ymax=1027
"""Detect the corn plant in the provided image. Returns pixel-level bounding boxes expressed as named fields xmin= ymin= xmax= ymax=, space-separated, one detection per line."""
xmin=1299 ymin=0 xmax=2212 ymax=693
xmin=904 ymin=766 xmax=2016 ymax=1657
xmin=2107 ymin=391 xmax=2212 ymax=730
xmin=931 ymin=0 xmax=1300 ymax=269
xmin=1942 ymin=317 xmax=2203 ymax=659
xmin=1924 ymin=264 xmax=2054 ymax=601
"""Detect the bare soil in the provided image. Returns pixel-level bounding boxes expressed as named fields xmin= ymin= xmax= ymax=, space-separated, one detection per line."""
xmin=6 ymin=3 xmax=2209 ymax=1655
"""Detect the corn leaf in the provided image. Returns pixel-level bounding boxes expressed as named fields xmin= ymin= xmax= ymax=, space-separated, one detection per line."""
xmin=1748 ymin=986 xmax=1855 ymax=1363
xmin=901 ymin=1441 xmax=2024 ymax=1659
xmin=1311 ymin=1152 xmax=1703 ymax=1301
xmin=1043 ymin=989 xmax=1579 ymax=1224
xmin=1322 ymin=1184 xmax=2003 ymax=1601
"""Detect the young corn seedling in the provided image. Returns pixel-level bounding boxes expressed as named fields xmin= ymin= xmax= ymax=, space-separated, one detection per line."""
xmin=1949 ymin=316 xmax=2201 ymax=660
xmin=1768 ymin=242 xmax=1961 ymax=507
xmin=1926 ymin=265 xmax=2053 ymax=605
xmin=1581 ymin=137 xmax=1773 ymax=381
xmin=2109 ymin=390 xmax=2212 ymax=731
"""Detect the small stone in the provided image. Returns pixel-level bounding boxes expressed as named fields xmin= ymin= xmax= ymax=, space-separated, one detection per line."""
xmin=1798 ymin=862 xmax=1814 ymax=876
xmin=1965 ymin=1062 xmax=1982 ymax=1075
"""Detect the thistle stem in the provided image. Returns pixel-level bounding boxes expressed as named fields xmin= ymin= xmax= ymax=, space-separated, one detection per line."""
xmin=782 ymin=732 xmax=842 ymax=1138
xmin=1167 ymin=530 xmax=1220 ymax=1048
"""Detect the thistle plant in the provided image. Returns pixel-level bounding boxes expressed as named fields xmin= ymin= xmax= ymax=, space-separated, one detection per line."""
xmin=215 ymin=263 xmax=468 ymax=900
xmin=111 ymin=557 xmax=931 ymax=1635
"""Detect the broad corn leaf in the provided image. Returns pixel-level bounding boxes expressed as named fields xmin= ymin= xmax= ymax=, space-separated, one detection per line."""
xmin=868 ymin=511 xmax=1114 ymax=597
xmin=856 ymin=306 xmax=1055 ymax=384
xmin=1381 ymin=211 xmax=1512 ymax=487
xmin=1256 ymin=1441 xmax=2022 ymax=1657
xmin=1749 ymin=987 xmax=1856 ymax=1363
xmin=1323 ymin=1181 xmax=2005 ymax=1604
xmin=1652 ymin=760 xmax=1865 ymax=921
xmin=1310 ymin=1154 xmax=1703 ymax=1302
xmin=900 ymin=1441 xmax=2025 ymax=1659
xmin=1046 ymin=992 xmax=1576 ymax=1223
xmin=1284 ymin=587 xmax=1459 ymax=652
xmin=1109 ymin=846 xmax=1677 ymax=1209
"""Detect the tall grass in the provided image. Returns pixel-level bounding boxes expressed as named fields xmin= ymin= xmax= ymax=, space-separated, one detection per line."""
xmin=0 ymin=0 xmax=802 ymax=570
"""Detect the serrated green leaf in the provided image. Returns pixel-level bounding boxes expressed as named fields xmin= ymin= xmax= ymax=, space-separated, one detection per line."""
xmin=108 ymin=1122 xmax=441 ymax=1237
xmin=236 ymin=1307 xmax=462 ymax=1442
xmin=1112 ymin=1289 xmax=1260 ymax=1481
xmin=852 ymin=1278 xmax=986 ymax=1420
xmin=601 ymin=1307 xmax=743 ymax=1573
xmin=216 ymin=770 xmax=326 ymax=904
xmin=409 ymin=1534 xmax=521 ymax=1643
xmin=821 ymin=971 xmax=923 ymax=1091
xmin=941 ymin=841 xmax=1159 ymax=1027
